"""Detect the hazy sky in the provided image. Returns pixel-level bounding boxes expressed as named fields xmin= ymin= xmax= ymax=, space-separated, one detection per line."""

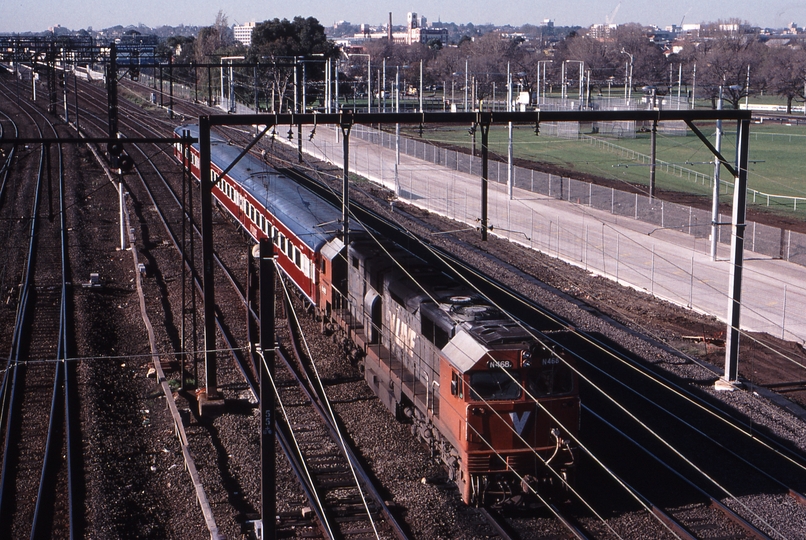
xmin=2 ymin=0 xmax=805 ymax=34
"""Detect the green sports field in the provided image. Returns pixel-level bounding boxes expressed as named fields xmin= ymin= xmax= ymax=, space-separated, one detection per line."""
xmin=401 ymin=118 xmax=806 ymax=219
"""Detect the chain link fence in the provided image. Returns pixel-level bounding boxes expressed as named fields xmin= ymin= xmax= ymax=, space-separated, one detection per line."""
xmin=349 ymin=124 xmax=806 ymax=269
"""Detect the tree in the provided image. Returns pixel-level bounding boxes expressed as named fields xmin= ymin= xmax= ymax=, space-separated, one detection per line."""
xmin=250 ymin=16 xmax=336 ymax=60
xmin=248 ymin=17 xmax=338 ymax=112
xmin=690 ymin=34 xmax=767 ymax=108
xmin=611 ymin=24 xmax=668 ymax=91
xmin=762 ymin=45 xmax=806 ymax=113
xmin=194 ymin=10 xmax=234 ymax=62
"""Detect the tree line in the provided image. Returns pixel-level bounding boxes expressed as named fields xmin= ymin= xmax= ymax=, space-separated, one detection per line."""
xmin=170 ymin=13 xmax=806 ymax=114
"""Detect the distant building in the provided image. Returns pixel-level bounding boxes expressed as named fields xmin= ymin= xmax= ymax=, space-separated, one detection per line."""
xmin=405 ymin=12 xmax=448 ymax=45
xmin=589 ymin=23 xmax=617 ymax=40
xmin=116 ymin=31 xmax=159 ymax=46
xmin=681 ymin=23 xmax=701 ymax=37
xmin=334 ymin=12 xmax=448 ymax=48
xmin=234 ymin=21 xmax=256 ymax=47
xmin=783 ymin=22 xmax=801 ymax=35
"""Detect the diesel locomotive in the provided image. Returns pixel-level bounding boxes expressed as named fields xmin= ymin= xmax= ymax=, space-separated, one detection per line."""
xmin=174 ymin=124 xmax=579 ymax=506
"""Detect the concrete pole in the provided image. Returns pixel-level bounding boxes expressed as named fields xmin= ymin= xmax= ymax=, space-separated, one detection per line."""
xmin=395 ymin=67 xmax=400 ymax=196
xmin=507 ymin=64 xmax=514 ymax=200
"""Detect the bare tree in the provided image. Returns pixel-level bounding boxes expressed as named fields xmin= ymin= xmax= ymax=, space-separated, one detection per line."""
xmin=762 ymin=44 xmax=806 ymax=113
xmin=689 ymin=33 xmax=767 ymax=108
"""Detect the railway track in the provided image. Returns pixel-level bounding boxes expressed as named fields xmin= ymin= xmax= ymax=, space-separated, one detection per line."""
xmin=272 ymin=287 xmax=410 ymax=539
xmin=0 ymin=84 xmax=78 ymax=539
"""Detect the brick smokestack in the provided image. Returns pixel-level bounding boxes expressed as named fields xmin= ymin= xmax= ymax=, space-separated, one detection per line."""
xmin=388 ymin=12 xmax=392 ymax=41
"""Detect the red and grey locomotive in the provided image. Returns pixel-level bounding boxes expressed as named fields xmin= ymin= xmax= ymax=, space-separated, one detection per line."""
xmin=174 ymin=124 xmax=579 ymax=506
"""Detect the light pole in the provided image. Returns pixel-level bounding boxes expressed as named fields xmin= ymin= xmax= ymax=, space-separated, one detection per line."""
xmin=563 ymin=60 xmax=584 ymax=106
xmin=536 ymin=60 xmax=552 ymax=105
xmin=419 ymin=60 xmax=424 ymax=112
xmin=395 ymin=66 xmax=400 ymax=195
xmin=464 ymin=58 xmax=469 ymax=112
xmin=344 ymin=52 xmax=371 ymax=112
xmin=621 ymin=49 xmax=633 ymax=105
xmin=220 ymin=56 xmax=244 ymax=113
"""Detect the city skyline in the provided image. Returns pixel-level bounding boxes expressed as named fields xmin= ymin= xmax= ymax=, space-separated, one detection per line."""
xmin=2 ymin=0 xmax=806 ymax=34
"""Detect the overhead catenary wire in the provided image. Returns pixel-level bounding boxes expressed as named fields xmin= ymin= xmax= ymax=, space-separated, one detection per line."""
xmin=204 ymin=116 xmax=806 ymax=532
xmin=274 ymin=125 xmax=806 ymax=510
xmin=269 ymin=134 xmax=683 ymax=530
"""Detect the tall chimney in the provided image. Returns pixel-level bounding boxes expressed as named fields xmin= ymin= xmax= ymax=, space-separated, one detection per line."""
xmin=388 ymin=12 xmax=393 ymax=41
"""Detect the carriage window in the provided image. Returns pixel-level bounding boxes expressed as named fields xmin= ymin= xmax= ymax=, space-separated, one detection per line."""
xmin=294 ymin=248 xmax=301 ymax=268
xmin=321 ymin=259 xmax=327 ymax=273
xmin=527 ymin=360 xmax=574 ymax=397
xmin=469 ymin=371 xmax=521 ymax=401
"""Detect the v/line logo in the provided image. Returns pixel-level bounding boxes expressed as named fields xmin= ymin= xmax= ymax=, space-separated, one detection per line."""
xmin=509 ymin=411 xmax=530 ymax=435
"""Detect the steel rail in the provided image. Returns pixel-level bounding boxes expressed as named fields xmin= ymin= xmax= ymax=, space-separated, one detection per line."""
xmin=278 ymin=299 xmax=410 ymax=540
xmin=122 ymin=144 xmax=259 ymax=395
xmin=30 ymin=132 xmax=70 ymax=539
xmin=585 ymin=405 xmax=774 ymax=539
xmin=0 ymin=121 xmax=46 ymax=525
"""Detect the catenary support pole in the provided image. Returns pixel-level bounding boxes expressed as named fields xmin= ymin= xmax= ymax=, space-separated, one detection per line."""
xmin=723 ymin=118 xmax=751 ymax=385
xmin=480 ymin=113 xmax=490 ymax=241
xmin=341 ymin=113 xmax=353 ymax=245
xmin=199 ymin=117 xmax=219 ymax=400
xmin=711 ymin=88 xmax=724 ymax=261
xmin=259 ymin=239 xmax=276 ymax=540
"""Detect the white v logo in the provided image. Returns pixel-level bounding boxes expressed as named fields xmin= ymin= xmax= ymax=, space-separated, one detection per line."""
xmin=509 ymin=411 xmax=531 ymax=435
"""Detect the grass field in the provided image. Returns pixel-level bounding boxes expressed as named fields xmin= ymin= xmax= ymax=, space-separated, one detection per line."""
xmin=401 ymin=119 xmax=806 ymax=219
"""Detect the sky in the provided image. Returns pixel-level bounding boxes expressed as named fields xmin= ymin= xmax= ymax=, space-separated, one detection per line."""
xmin=2 ymin=0 xmax=806 ymax=34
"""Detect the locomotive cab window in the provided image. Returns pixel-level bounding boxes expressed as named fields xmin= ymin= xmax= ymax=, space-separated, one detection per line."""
xmin=527 ymin=358 xmax=574 ymax=397
xmin=469 ymin=370 xmax=521 ymax=401
xmin=450 ymin=372 xmax=463 ymax=399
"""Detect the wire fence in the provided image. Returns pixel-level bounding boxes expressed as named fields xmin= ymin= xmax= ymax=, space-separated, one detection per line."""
xmin=296 ymin=125 xmax=806 ymax=341
xmin=347 ymin=124 xmax=806 ymax=268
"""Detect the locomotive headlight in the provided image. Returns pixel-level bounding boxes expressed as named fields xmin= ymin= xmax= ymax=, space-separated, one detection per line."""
xmin=522 ymin=359 xmax=532 ymax=368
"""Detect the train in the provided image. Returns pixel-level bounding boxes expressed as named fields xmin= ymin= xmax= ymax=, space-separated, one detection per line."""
xmin=173 ymin=124 xmax=580 ymax=507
